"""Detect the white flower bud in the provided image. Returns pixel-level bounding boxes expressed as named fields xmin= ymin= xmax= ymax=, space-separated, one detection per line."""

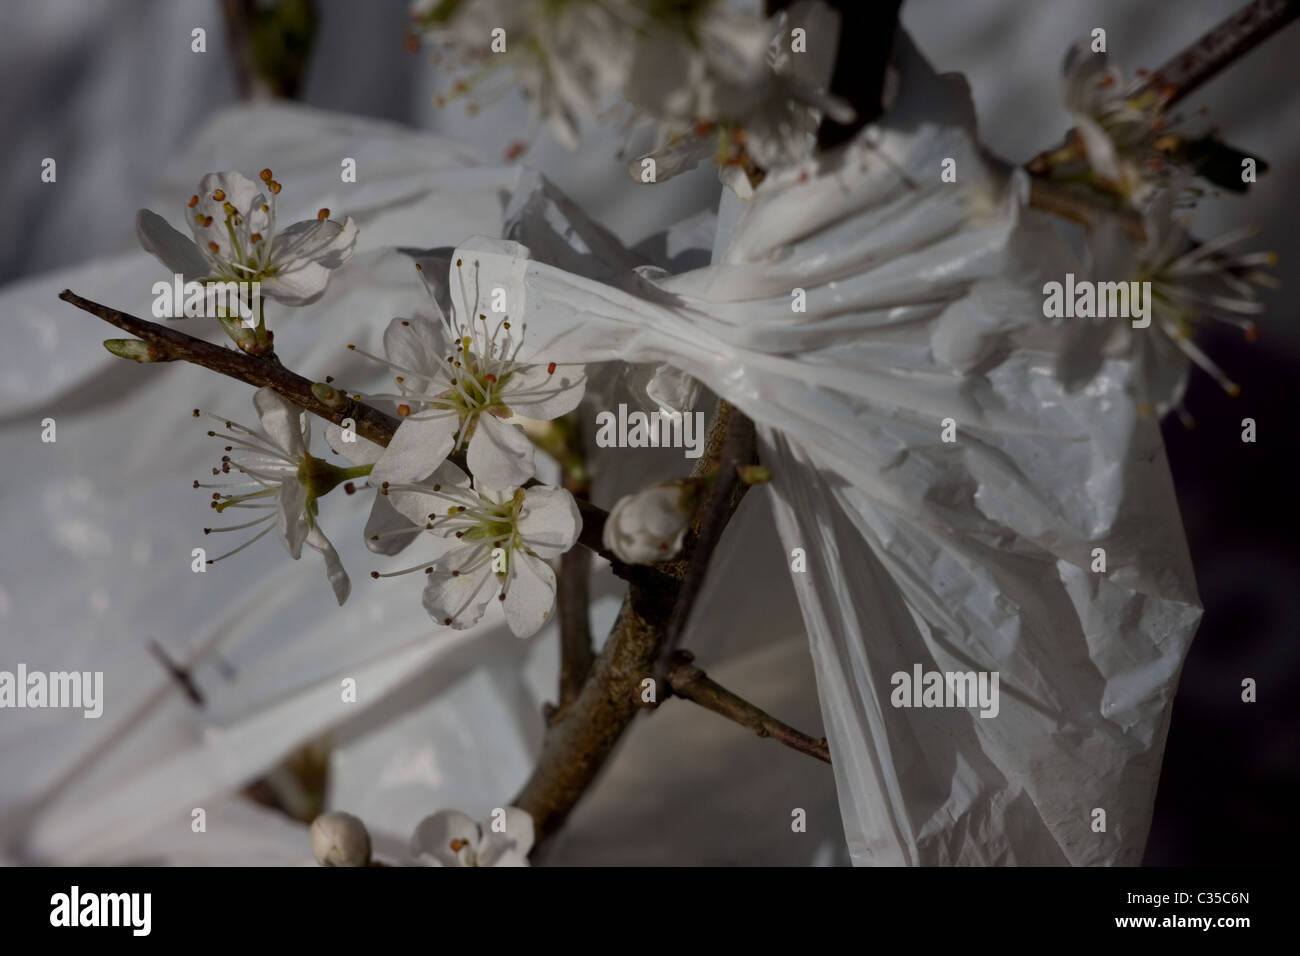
xmin=311 ymin=811 xmax=372 ymax=867
xmin=602 ymin=480 xmax=699 ymax=564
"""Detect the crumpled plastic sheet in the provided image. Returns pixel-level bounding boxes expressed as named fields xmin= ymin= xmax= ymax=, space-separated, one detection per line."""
xmin=455 ymin=31 xmax=1203 ymax=865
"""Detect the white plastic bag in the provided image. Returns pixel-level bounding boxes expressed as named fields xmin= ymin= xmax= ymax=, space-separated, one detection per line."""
xmin=454 ymin=32 xmax=1202 ymax=865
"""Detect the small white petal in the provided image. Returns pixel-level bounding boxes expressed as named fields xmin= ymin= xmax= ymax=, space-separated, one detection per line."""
xmin=383 ymin=315 xmax=451 ymax=397
xmin=306 ymin=524 xmax=350 ymax=605
xmin=191 ymin=171 xmax=266 ymax=259
xmin=272 ymin=216 xmax=359 ymax=270
xmin=323 ymin=421 xmax=385 ymax=466
xmin=370 ymin=412 xmax=459 ymax=485
xmin=466 ymin=414 xmax=536 ymax=489
xmin=384 ymin=459 xmax=473 ymax=526
xmin=136 ymin=209 xmax=211 ymax=280
xmin=502 ymin=549 xmax=556 ymax=638
xmin=503 ymin=362 xmax=587 ymax=421
xmin=276 ymin=479 xmax=310 ymax=559
xmin=262 ymin=260 xmax=331 ymax=306
xmin=516 ymin=485 xmax=581 ymax=559
xmin=423 ymin=545 xmax=496 ymax=629
xmin=362 ymin=494 xmax=420 ymax=556
xmin=253 ymin=387 xmax=309 ymax=458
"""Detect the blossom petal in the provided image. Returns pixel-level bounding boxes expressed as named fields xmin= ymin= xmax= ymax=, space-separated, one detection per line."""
xmin=136 ymin=210 xmax=212 ymax=280
xmin=257 ymin=217 xmax=358 ymax=305
xmin=323 ymin=421 xmax=385 ymax=467
xmin=276 ymin=479 xmax=309 ymax=560
xmin=262 ymin=261 xmax=331 ymax=306
xmin=475 ymin=807 xmax=534 ymax=867
xmin=369 ymin=411 xmax=458 ymax=485
xmin=628 ymin=130 xmax=716 ymax=183
xmin=192 ymin=171 xmax=265 ymax=257
xmin=516 ymin=485 xmax=581 ymax=560
xmin=502 ymin=362 xmax=587 ymax=421
xmin=502 ymin=549 xmax=556 ymax=638
xmin=466 ymin=414 xmax=535 ymax=490
xmin=411 ymin=810 xmax=480 ymax=867
xmin=305 ymin=524 xmax=350 ymax=605
xmin=271 ymin=217 xmax=359 ymax=270
xmin=253 ymin=387 xmax=309 ymax=458
xmin=383 ymin=459 xmax=473 ymax=527
xmin=362 ymin=494 xmax=421 ymax=556
xmin=382 ymin=315 xmax=452 ymax=398
xmin=422 ymin=545 xmax=496 ymax=629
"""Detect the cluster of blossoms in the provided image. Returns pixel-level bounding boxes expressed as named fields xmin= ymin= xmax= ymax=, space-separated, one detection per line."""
xmin=158 ymin=194 xmax=587 ymax=634
xmin=408 ymin=0 xmax=852 ymax=182
xmin=334 ymin=253 xmax=587 ymax=637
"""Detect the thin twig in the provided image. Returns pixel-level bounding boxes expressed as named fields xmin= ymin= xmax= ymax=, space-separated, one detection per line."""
xmin=1027 ymin=0 xmax=1299 ymax=179
xmin=665 ymin=651 xmax=830 ymax=764
xmin=512 ymin=400 xmax=753 ymax=845
xmin=1142 ymin=0 xmax=1300 ymax=108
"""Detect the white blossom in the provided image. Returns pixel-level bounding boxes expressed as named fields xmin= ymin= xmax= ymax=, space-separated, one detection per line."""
xmin=377 ymin=460 xmax=580 ymax=637
xmin=137 ymin=168 xmax=357 ymax=306
xmin=413 ymin=0 xmax=849 ymax=170
xmin=196 ymin=388 xmax=356 ymax=605
xmin=628 ymin=1 xmax=853 ymax=184
xmin=1061 ymin=44 xmax=1166 ymax=201
xmin=356 ymin=254 xmax=585 ymax=491
xmin=1058 ymin=189 xmax=1277 ymax=415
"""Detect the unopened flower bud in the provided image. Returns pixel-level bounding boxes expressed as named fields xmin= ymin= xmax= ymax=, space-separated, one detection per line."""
xmin=103 ymin=338 xmax=167 ymax=363
xmin=311 ymin=811 xmax=372 ymax=867
xmin=602 ymin=479 xmax=700 ymax=564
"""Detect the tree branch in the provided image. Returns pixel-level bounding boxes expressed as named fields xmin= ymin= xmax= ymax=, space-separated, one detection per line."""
xmin=1026 ymin=0 xmax=1299 ymax=184
xmin=512 ymin=398 xmax=755 ymax=846
xmin=664 ymin=651 xmax=830 ymax=764
xmin=653 ymin=401 xmax=757 ymax=685
xmin=58 ymin=290 xmax=616 ymax=560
